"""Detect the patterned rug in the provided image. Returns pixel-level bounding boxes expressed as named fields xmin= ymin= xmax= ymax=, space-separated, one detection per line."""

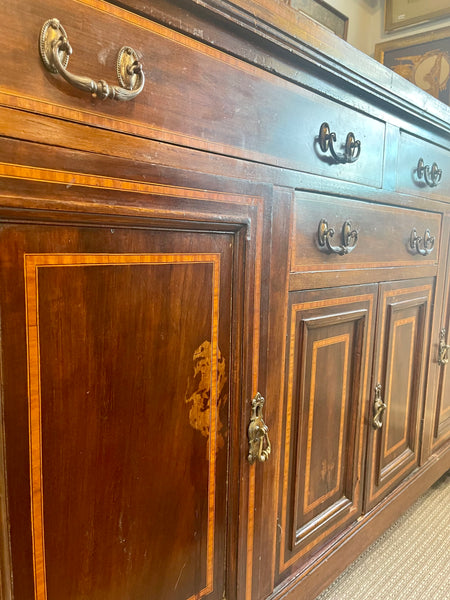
xmin=316 ymin=471 xmax=450 ymax=600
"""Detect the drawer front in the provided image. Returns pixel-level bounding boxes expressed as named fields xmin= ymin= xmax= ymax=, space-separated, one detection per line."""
xmin=291 ymin=192 xmax=441 ymax=273
xmin=397 ymin=131 xmax=450 ymax=199
xmin=1 ymin=0 xmax=384 ymax=186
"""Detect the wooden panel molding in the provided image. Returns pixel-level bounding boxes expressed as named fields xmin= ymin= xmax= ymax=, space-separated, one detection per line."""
xmin=25 ymin=253 xmax=222 ymax=600
xmin=278 ymin=288 xmax=376 ymax=579
xmin=364 ymin=282 xmax=433 ymax=511
xmin=433 ymin=247 xmax=450 ymax=449
xmin=0 ymin=154 xmax=267 ymax=600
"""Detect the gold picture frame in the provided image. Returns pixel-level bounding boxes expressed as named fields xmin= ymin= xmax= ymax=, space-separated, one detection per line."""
xmin=375 ymin=27 xmax=450 ymax=106
xmin=385 ymin=0 xmax=450 ymax=32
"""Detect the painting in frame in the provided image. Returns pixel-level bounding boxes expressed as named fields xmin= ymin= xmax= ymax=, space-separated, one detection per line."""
xmin=385 ymin=0 xmax=450 ymax=32
xmin=374 ymin=27 xmax=450 ymax=106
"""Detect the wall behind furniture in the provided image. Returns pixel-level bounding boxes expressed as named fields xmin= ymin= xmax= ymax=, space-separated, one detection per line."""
xmin=330 ymin=0 xmax=450 ymax=57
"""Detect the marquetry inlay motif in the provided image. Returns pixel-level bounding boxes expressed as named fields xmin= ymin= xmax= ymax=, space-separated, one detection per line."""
xmin=186 ymin=341 xmax=227 ymax=455
xmin=24 ymin=252 xmax=221 ymax=600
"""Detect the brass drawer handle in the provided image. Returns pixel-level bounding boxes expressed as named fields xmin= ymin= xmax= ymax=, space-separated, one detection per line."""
xmin=248 ymin=392 xmax=271 ymax=464
xmin=409 ymin=228 xmax=435 ymax=256
xmin=372 ymin=383 xmax=386 ymax=430
xmin=39 ymin=19 xmax=145 ymax=101
xmin=318 ymin=219 xmax=358 ymax=255
xmin=318 ymin=122 xmax=361 ymax=164
xmin=438 ymin=328 xmax=450 ymax=366
xmin=417 ymin=158 xmax=442 ymax=187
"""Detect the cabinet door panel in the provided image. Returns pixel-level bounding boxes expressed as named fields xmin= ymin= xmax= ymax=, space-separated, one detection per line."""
xmin=433 ymin=240 xmax=450 ymax=449
xmin=277 ymin=286 xmax=376 ymax=578
xmin=0 ymin=222 xmax=238 ymax=600
xmin=364 ymin=280 xmax=433 ymax=511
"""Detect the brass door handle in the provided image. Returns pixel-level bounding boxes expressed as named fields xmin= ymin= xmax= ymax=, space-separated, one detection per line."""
xmin=409 ymin=228 xmax=435 ymax=256
xmin=248 ymin=393 xmax=271 ymax=463
xmin=438 ymin=328 xmax=450 ymax=366
xmin=39 ymin=19 xmax=145 ymax=101
xmin=318 ymin=219 xmax=358 ymax=255
xmin=417 ymin=158 xmax=442 ymax=187
xmin=318 ymin=122 xmax=361 ymax=164
xmin=372 ymin=383 xmax=386 ymax=430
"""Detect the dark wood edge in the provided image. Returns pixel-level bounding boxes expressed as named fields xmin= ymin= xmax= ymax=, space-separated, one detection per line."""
xmin=185 ymin=0 xmax=450 ymax=133
xmin=269 ymin=445 xmax=450 ymax=600
xmin=109 ymin=0 xmax=450 ymax=132
xmin=0 ymin=377 xmax=12 ymax=600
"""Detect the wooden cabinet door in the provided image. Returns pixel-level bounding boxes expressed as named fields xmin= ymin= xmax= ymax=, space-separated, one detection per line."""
xmin=0 ymin=217 xmax=248 ymax=600
xmin=277 ymin=285 xmax=376 ymax=578
xmin=364 ymin=280 xmax=433 ymax=511
xmin=432 ymin=239 xmax=450 ymax=450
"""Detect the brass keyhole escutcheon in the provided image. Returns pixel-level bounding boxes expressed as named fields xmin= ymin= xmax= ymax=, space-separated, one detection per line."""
xmin=372 ymin=383 xmax=386 ymax=430
xmin=248 ymin=392 xmax=271 ymax=464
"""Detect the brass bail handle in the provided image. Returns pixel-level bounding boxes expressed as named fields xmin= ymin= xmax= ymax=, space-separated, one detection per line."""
xmin=318 ymin=122 xmax=361 ymax=164
xmin=417 ymin=158 xmax=442 ymax=187
xmin=248 ymin=392 xmax=271 ymax=464
xmin=409 ymin=228 xmax=435 ymax=256
xmin=39 ymin=18 xmax=145 ymax=101
xmin=318 ymin=218 xmax=358 ymax=256
xmin=372 ymin=383 xmax=386 ymax=430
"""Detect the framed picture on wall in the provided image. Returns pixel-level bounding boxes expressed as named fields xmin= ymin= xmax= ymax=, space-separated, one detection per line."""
xmin=288 ymin=0 xmax=348 ymax=39
xmin=374 ymin=27 xmax=450 ymax=106
xmin=385 ymin=0 xmax=450 ymax=32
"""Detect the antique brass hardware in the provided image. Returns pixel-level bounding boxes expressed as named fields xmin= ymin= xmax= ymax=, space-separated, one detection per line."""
xmin=248 ymin=392 xmax=271 ymax=464
xmin=318 ymin=122 xmax=361 ymax=164
xmin=372 ymin=383 xmax=386 ymax=430
xmin=438 ymin=328 xmax=450 ymax=366
xmin=318 ymin=219 xmax=358 ymax=255
xmin=409 ymin=228 xmax=435 ymax=256
xmin=39 ymin=18 xmax=145 ymax=101
xmin=417 ymin=158 xmax=442 ymax=187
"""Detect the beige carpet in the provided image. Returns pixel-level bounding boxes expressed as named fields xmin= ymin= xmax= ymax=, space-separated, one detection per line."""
xmin=315 ymin=471 xmax=450 ymax=600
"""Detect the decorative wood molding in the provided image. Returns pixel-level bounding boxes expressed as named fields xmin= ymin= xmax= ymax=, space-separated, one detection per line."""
xmin=188 ymin=0 xmax=450 ymax=133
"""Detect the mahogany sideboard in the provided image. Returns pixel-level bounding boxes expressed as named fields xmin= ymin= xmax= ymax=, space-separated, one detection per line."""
xmin=0 ymin=1 xmax=449 ymax=599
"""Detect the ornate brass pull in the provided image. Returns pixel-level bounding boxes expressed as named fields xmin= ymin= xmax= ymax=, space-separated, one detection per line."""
xmin=39 ymin=19 xmax=145 ymax=101
xmin=318 ymin=219 xmax=358 ymax=255
xmin=438 ymin=328 xmax=450 ymax=366
xmin=372 ymin=383 xmax=386 ymax=430
xmin=409 ymin=228 xmax=435 ymax=256
xmin=247 ymin=392 xmax=271 ymax=464
xmin=417 ymin=158 xmax=442 ymax=187
xmin=318 ymin=122 xmax=361 ymax=164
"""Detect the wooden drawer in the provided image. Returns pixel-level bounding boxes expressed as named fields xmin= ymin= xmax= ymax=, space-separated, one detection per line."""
xmin=291 ymin=192 xmax=442 ymax=273
xmin=1 ymin=0 xmax=384 ymax=187
xmin=397 ymin=131 xmax=450 ymax=199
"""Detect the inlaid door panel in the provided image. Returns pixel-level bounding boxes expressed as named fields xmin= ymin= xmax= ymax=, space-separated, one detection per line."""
xmin=433 ymin=240 xmax=450 ymax=450
xmin=277 ymin=285 xmax=376 ymax=576
xmin=0 ymin=221 xmax=241 ymax=600
xmin=364 ymin=280 xmax=433 ymax=511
